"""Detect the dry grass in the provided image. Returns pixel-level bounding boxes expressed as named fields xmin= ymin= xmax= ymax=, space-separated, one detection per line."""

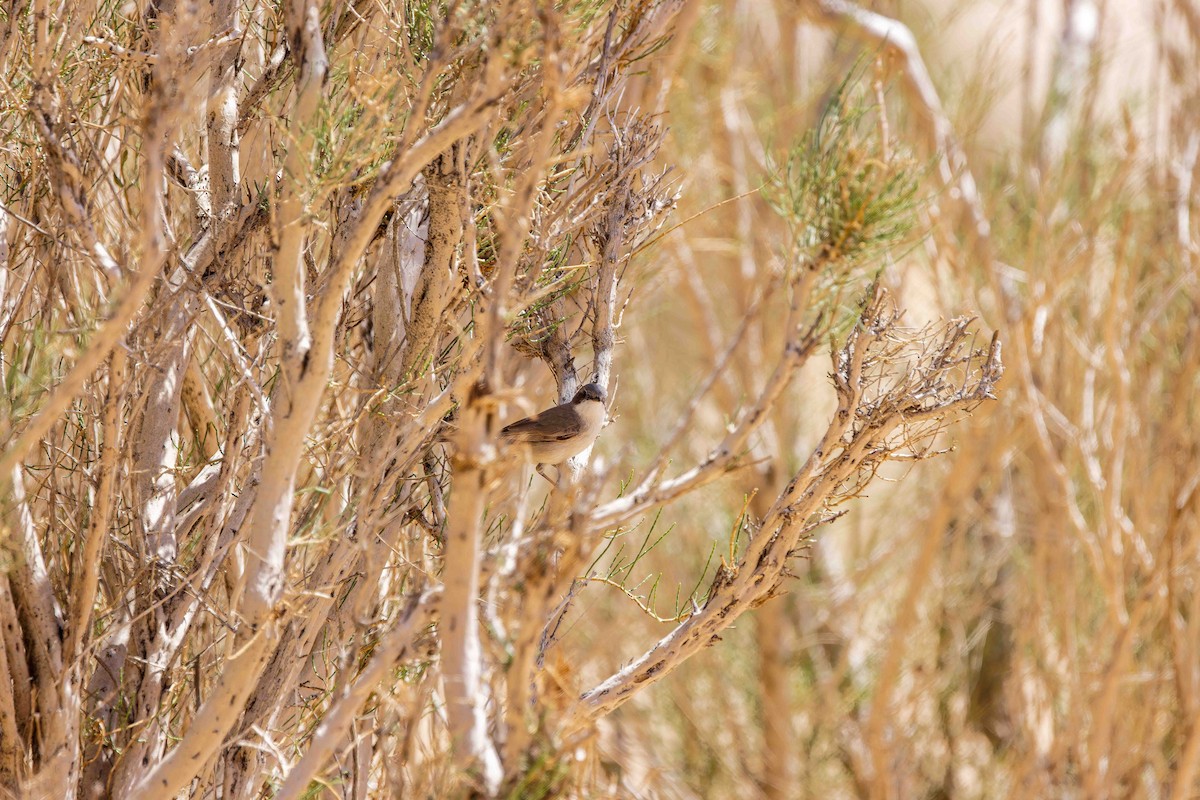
xmin=0 ymin=0 xmax=1195 ymax=798
xmin=590 ymin=1 xmax=1200 ymax=798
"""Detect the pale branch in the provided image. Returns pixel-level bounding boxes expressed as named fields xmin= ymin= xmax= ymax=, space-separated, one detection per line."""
xmin=520 ymin=295 xmax=580 ymax=398
xmin=0 ymin=619 xmax=16 ymax=785
xmin=275 ymin=590 xmax=438 ymax=800
xmin=802 ymin=0 xmax=1021 ymax=332
xmin=236 ymin=41 xmax=290 ymax=137
xmin=200 ymin=292 xmax=271 ymax=417
xmin=268 ymin=0 xmax=328 ymax=417
xmin=8 ymin=465 xmax=64 ymax=725
xmin=483 ymin=9 xmax=570 ymax=388
xmin=128 ymin=312 xmax=188 ymax=568
xmin=206 ymin=0 xmax=241 ymax=230
xmin=180 ymin=354 xmax=221 ymax=464
xmin=167 ymin=146 xmax=209 ymax=218
xmin=568 ymin=288 xmax=1002 ymax=728
xmin=64 ymin=348 xmax=125 ymax=665
xmin=805 ymin=0 xmax=989 ymax=246
xmin=512 ymin=64 xmax=676 ymax=390
xmin=313 ymin=66 xmax=510 ymax=350
xmin=229 ymin=518 xmax=365 ymax=774
xmin=230 ymin=0 xmax=326 ymax=627
xmin=0 ymin=577 xmax=30 ymax=749
xmin=0 ymin=212 xmax=216 ymax=485
xmin=168 ymin=388 xmax=255 ymax=639
xmin=500 ymin=480 xmax=602 ymax=765
xmin=590 ymin=269 xmax=820 ymax=532
xmin=401 ymin=147 xmax=465 ymax=381
xmin=126 ymin=625 xmax=276 ymax=800
xmin=0 ymin=217 xmax=157 ymax=483
xmin=441 ymin=381 xmax=504 ymax=793
xmin=126 ymin=0 xmax=331 ymax=794
xmin=591 ymin=184 xmax=625 ymax=392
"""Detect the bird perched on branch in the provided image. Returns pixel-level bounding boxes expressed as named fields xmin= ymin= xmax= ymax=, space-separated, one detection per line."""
xmin=500 ymin=383 xmax=607 ymax=483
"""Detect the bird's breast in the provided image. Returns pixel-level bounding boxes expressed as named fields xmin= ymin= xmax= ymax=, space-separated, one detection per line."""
xmin=575 ymin=399 xmax=606 ymax=435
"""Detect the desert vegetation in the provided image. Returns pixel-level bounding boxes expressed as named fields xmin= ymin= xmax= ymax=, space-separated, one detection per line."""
xmin=0 ymin=0 xmax=1195 ymax=798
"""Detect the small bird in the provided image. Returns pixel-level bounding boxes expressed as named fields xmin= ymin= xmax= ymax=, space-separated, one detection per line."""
xmin=500 ymin=383 xmax=607 ymax=483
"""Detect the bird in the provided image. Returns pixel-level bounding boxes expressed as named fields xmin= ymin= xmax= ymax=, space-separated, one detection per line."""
xmin=500 ymin=383 xmax=607 ymax=483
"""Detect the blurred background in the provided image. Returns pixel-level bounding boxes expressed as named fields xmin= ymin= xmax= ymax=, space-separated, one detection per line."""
xmin=555 ymin=1 xmax=1200 ymax=797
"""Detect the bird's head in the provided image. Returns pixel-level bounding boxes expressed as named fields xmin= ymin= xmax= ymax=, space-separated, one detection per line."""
xmin=572 ymin=383 xmax=606 ymax=405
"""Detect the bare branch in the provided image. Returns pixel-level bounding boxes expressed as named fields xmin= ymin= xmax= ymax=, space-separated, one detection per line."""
xmin=570 ymin=287 xmax=1002 ymax=726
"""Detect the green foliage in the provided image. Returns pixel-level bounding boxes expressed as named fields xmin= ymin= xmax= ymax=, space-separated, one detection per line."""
xmin=504 ymin=747 xmax=572 ymax=800
xmin=3 ymin=322 xmax=72 ymax=428
xmin=307 ymin=62 xmax=401 ymax=201
xmin=563 ymin=0 xmax=610 ymax=31
xmin=584 ymin=510 xmax=721 ymax=623
xmin=764 ymin=70 xmax=923 ymax=283
xmin=403 ymin=0 xmax=440 ymax=62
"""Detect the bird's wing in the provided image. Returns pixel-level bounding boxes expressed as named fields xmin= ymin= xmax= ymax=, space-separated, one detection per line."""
xmin=500 ymin=405 xmax=582 ymax=443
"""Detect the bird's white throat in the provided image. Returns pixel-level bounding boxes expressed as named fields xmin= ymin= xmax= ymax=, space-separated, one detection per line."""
xmin=576 ymin=398 xmax=607 ymax=435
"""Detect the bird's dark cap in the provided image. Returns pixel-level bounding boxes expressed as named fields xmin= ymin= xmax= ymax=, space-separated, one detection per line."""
xmin=573 ymin=383 xmax=606 ymax=404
